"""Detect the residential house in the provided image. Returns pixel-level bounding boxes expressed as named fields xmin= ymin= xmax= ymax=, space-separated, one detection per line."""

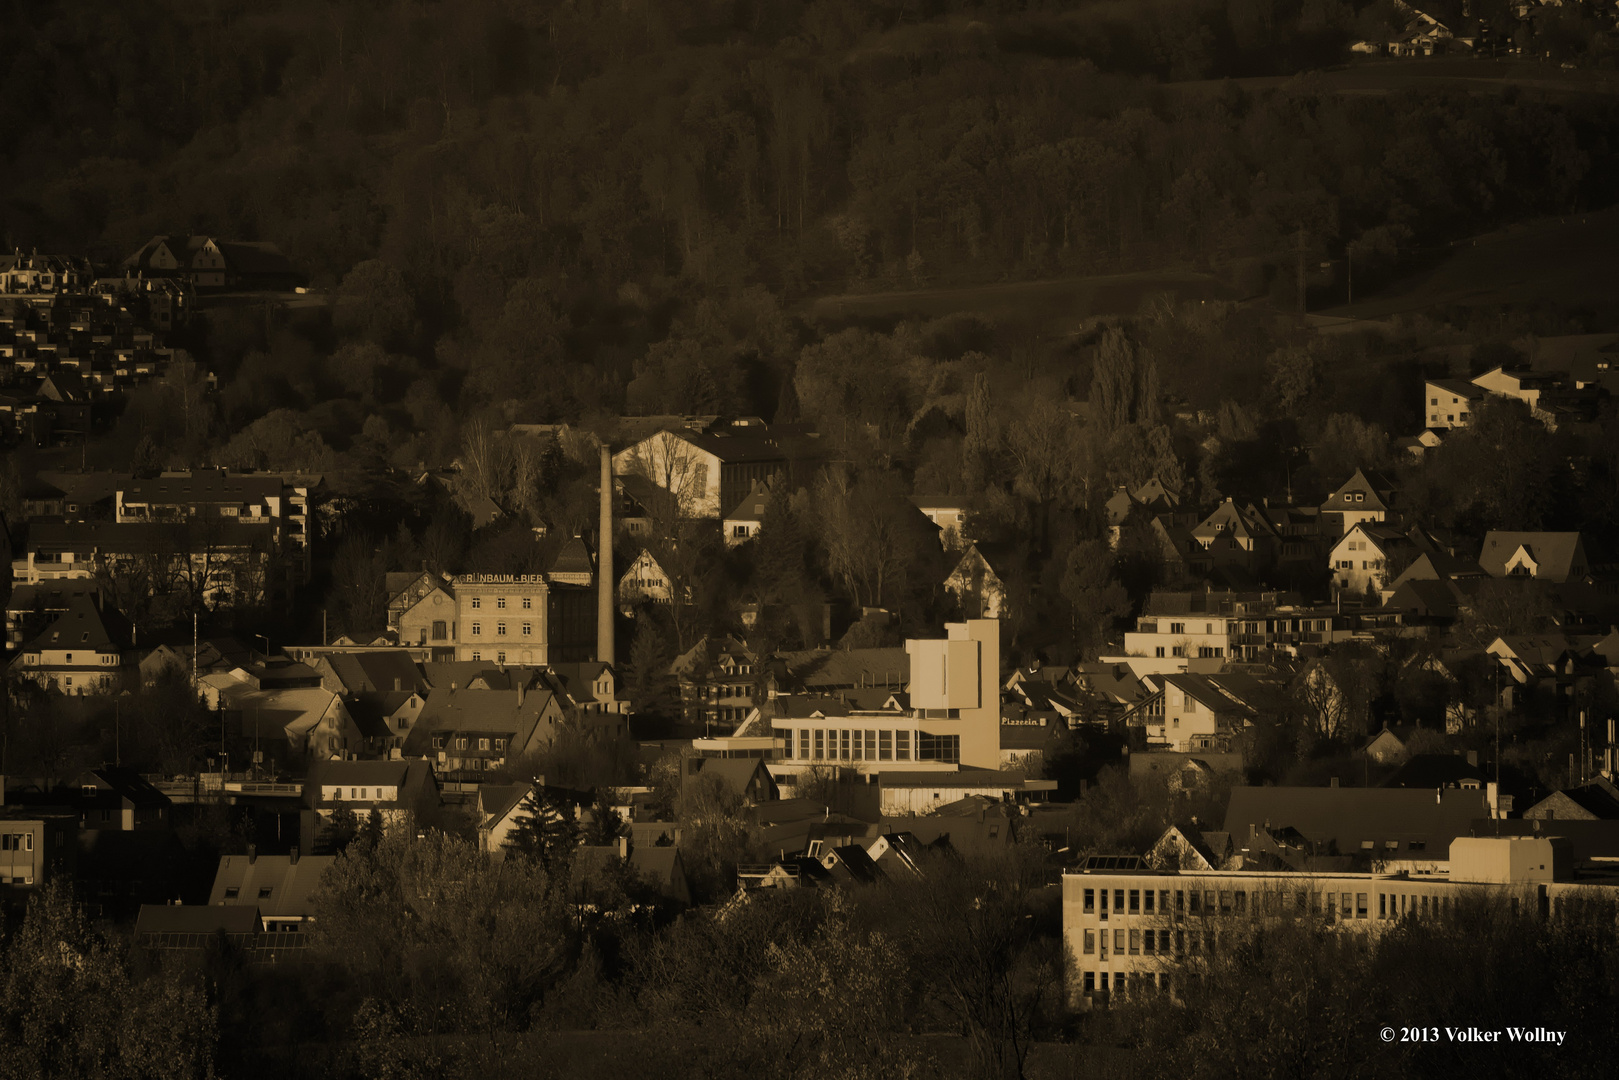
xmin=200 ymin=666 xmax=362 ymax=768
xmin=1190 ymin=499 xmax=1278 ymax=579
xmin=681 ymin=756 xmax=779 ymax=808
xmin=723 ymin=480 xmax=772 ymax=546
xmin=6 ymin=592 xmax=134 ymax=695
xmin=672 ymin=636 xmax=761 ymax=730
xmin=1361 ymin=725 xmax=1422 ymax=766
xmin=1423 ymin=378 xmax=1487 ymax=430
xmin=1328 ymin=523 xmax=1412 ymax=596
xmin=612 ymin=419 xmax=792 ymax=521
xmin=1318 ymin=469 xmax=1398 ymax=536
xmin=1121 ymin=589 xmax=1359 ymax=665
xmin=123 ymin=235 xmax=302 ymax=292
xmin=1476 ymin=531 xmax=1590 ymax=583
xmin=71 ymin=768 xmax=172 ymax=832
xmin=572 ymin=838 xmax=693 ymax=907
xmin=303 ymin=759 xmax=440 ymax=843
xmin=403 ymin=679 xmax=567 ymax=777
xmin=1122 ymin=672 xmax=1288 ymax=753
xmin=208 ymin=850 xmax=334 ymax=930
xmin=1146 ymin=824 xmax=1234 ymax=871
xmin=347 ymin=691 xmax=426 ymax=756
xmin=1524 ymin=778 xmax=1619 ymax=822
xmin=618 ymin=548 xmax=675 ymax=613
xmin=544 ymin=661 xmax=627 ymax=715
xmin=313 ymin=649 xmax=428 ymax=697
xmin=476 ymin=782 xmax=539 ymax=855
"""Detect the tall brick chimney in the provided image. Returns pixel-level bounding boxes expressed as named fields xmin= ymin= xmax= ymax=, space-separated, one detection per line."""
xmin=597 ymin=443 xmax=615 ymax=667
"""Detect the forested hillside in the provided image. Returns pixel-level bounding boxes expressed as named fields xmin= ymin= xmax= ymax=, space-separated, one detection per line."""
xmin=5 ymin=2 xmax=1618 ymax=434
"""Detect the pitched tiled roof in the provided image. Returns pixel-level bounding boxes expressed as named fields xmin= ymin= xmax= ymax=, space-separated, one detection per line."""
xmin=22 ymin=594 xmax=130 ymax=653
xmin=1477 ymin=531 xmax=1587 ymax=582
xmin=1223 ymin=786 xmax=1488 ymax=858
xmin=208 ymin=854 xmax=336 ymax=918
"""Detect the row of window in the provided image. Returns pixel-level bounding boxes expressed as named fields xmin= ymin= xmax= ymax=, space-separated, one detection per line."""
xmin=785 ymin=728 xmax=962 ymax=764
xmin=429 ymin=735 xmax=509 ymax=753
xmin=1082 ymin=885 xmax=1453 ymax=921
xmin=1 ymin=833 xmax=36 ymax=852
xmin=1081 ymin=970 xmax=1171 ymax=994
xmin=222 ymin=886 xmax=275 ymax=900
xmin=469 ymin=597 xmax=534 ymax=610
xmin=468 ymin=622 xmax=533 ymax=637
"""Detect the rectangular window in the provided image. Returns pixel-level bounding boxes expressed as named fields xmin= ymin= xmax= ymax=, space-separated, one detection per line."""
xmin=494 ymin=738 xmax=506 ymax=752
xmin=1129 ymin=889 xmax=1140 ymax=913
xmin=1143 ymin=929 xmax=1155 ymax=954
xmin=799 ymin=730 xmax=810 ymax=759
xmin=471 ymin=598 xmax=481 ymax=609
xmin=258 ymin=887 xmax=272 ymax=899
xmin=814 ymin=730 xmax=824 ymax=759
xmin=1100 ymin=889 xmax=1109 ymax=913
xmin=1084 ymin=888 xmax=1095 ymax=914
xmin=840 ymin=729 xmax=850 ymax=760
xmin=431 ymin=620 xmax=447 ymax=640
xmin=1176 ymin=889 xmax=1185 ymax=912
xmin=1234 ymin=891 xmax=1246 ymax=914
xmin=1114 ymin=889 xmax=1125 ymax=911
xmin=1144 ymin=890 xmax=1155 ymax=914
xmin=1084 ymin=971 xmax=1095 ymax=993
xmin=522 ymin=597 xmax=532 ymax=609
xmin=224 ymin=887 xmax=239 ymax=899
xmin=879 ymin=730 xmax=892 ymax=760
xmin=1357 ymin=894 xmax=1368 ymax=919
xmin=896 ymin=731 xmax=911 ymax=760
xmin=1099 ymin=972 xmax=1108 ymax=993
xmin=496 ymin=597 xmax=506 ymax=609
xmin=479 ymin=738 xmax=490 ymax=751
xmin=1379 ymin=893 xmax=1387 ymax=918
xmin=1083 ymin=929 xmax=1095 ymax=955
xmin=1114 ymin=930 xmax=1125 ymax=954
xmin=1175 ymin=930 xmax=1185 ymax=954
xmin=1129 ymin=929 xmax=1141 ymax=955
xmin=1219 ymin=891 xmax=1232 ymax=913
xmin=471 ymin=622 xmax=481 ymax=636
xmin=522 ymin=623 xmax=532 ymax=636
xmin=496 ymin=622 xmax=506 ymax=636
xmin=1188 ymin=890 xmax=1200 ymax=914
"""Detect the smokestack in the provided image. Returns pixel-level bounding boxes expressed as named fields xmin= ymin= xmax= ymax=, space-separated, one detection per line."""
xmin=597 ymin=442 xmax=615 ymax=667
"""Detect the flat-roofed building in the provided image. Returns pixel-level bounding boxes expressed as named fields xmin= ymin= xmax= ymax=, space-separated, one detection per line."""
xmin=1062 ymin=836 xmax=1604 ymax=1008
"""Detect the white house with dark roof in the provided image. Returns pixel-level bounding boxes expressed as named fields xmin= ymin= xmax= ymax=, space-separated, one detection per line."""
xmin=1318 ymin=468 xmax=1397 ymax=536
xmin=618 ymin=549 xmax=674 ymax=612
xmin=1424 ymin=378 xmax=1487 ymax=430
xmin=303 ymin=759 xmax=440 ymax=832
xmin=613 ymin=420 xmax=791 ymax=521
xmin=1328 ymin=522 xmax=1411 ymax=596
xmin=723 ymin=479 xmax=772 ymax=546
xmin=6 ymin=593 xmax=133 ymax=695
